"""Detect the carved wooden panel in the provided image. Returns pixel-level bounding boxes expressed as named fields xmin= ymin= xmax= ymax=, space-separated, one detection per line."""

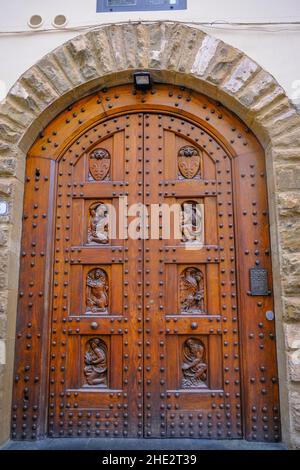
xmin=83 ymin=338 xmax=108 ymax=387
xmin=86 ymin=268 xmax=109 ymax=313
xmin=181 ymin=338 xmax=208 ymax=389
xmin=12 ymin=84 xmax=280 ymax=443
xmin=180 ymin=267 xmax=205 ymax=314
xmin=178 ymin=145 xmax=202 ymax=179
xmin=181 ymin=200 xmax=203 ymax=244
xmin=89 ymin=148 xmax=111 ymax=181
xmin=87 ymin=202 xmax=109 ymax=244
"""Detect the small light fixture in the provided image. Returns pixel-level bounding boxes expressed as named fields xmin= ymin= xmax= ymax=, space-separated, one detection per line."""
xmin=133 ymin=72 xmax=152 ymax=91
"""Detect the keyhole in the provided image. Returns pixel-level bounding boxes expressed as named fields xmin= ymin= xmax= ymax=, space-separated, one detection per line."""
xmin=35 ymin=168 xmax=40 ymax=178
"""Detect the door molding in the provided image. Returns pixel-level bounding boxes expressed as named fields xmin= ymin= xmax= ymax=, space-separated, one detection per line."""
xmin=1 ymin=22 xmax=299 ymax=447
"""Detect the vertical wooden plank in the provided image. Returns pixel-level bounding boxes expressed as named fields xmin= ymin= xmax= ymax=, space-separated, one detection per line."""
xmin=204 ymin=197 xmax=217 ymax=246
xmin=110 ymin=335 xmax=123 ymax=390
xmin=11 ymin=157 xmax=56 ymax=439
xmin=70 ymin=265 xmax=82 ymax=315
xmin=164 ymin=130 xmax=176 ymax=180
xmin=208 ymin=335 xmax=223 ymax=390
xmin=206 ymin=264 xmax=219 ymax=314
xmin=165 ymin=264 xmax=178 ymax=314
xmin=111 ymin=264 xmax=123 ymax=314
xmin=166 ymin=336 xmax=179 ymax=390
xmin=112 ymin=131 xmax=124 ymax=181
xmin=72 ymin=199 xmax=84 ymax=246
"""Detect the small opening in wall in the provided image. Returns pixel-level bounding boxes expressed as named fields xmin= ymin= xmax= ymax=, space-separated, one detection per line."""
xmin=52 ymin=15 xmax=68 ymax=28
xmin=28 ymin=15 xmax=43 ymax=29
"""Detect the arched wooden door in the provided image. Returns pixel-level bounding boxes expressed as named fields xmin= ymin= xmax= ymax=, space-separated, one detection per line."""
xmin=12 ymin=85 xmax=281 ymax=441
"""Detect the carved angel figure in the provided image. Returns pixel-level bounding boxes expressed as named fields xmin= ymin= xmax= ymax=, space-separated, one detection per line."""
xmin=181 ymin=201 xmax=203 ymax=244
xmin=86 ymin=268 xmax=108 ymax=313
xmin=88 ymin=203 xmax=109 ymax=244
xmin=84 ymin=338 xmax=107 ymax=386
xmin=181 ymin=338 xmax=207 ymax=388
xmin=180 ymin=267 xmax=204 ymax=313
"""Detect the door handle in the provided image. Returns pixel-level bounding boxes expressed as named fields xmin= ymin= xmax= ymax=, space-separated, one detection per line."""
xmin=90 ymin=322 xmax=99 ymax=330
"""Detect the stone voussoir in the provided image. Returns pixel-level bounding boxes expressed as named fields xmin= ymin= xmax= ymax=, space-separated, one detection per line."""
xmin=237 ymin=69 xmax=277 ymax=107
xmin=291 ymin=393 xmax=300 ymax=432
xmin=277 ymin=192 xmax=300 ymax=216
xmin=66 ymin=34 xmax=99 ymax=80
xmin=0 ymin=158 xmax=17 ymax=177
xmin=204 ymin=41 xmax=243 ymax=85
xmin=37 ymin=55 xmax=73 ymax=95
xmin=7 ymin=82 xmax=40 ymax=116
xmin=283 ymin=297 xmax=300 ymax=322
xmin=177 ymin=28 xmax=206 ymax=74
xmin=285 ymin=324 xmax=300 ymax=349
xmin=89 ymin=28 xmax=117 ymax=73
xmin=276 ymin=166 xmax=300 ymax=190
xmin=282 ymin=253 xmax=300 ymax=277
xmin=222 ymin=56 xmax=260 ymax=95
xmin=20 ymin=67 xmax=59 ymax=108
xmin=191 ymin=34 xmax=220 ymax=77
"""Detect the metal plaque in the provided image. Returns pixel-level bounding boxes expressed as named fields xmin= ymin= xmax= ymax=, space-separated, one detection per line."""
xmin=249 ymin=267 xmax=269 ymax=296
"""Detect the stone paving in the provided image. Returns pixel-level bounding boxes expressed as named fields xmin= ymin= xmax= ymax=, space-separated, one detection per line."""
xmin=2 ymin=438 xmax=286 ymax=451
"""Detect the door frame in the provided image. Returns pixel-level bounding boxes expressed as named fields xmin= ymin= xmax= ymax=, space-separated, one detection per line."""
xmin=11 ymin=84 xmax=281 ymax=442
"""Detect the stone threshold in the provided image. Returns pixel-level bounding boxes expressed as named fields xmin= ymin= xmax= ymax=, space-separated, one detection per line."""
xmin=1 ymin=438 xmax=286 ymax=451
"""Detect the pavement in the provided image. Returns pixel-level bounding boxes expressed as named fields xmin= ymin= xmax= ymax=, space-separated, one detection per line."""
xmin=2 ymin=438 xmax=286 ymax=451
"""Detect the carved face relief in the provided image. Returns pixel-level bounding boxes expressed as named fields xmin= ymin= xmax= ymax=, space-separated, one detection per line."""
xmin=181 ymin=338 xmax=207 ymax=389
xmin=181 ymin=201 xmax=203 ymax=244
xmin=178 ymin=145 xmax=201 ymax=179
xmin=180 ymin=267 xmax=205 ymax=313
xmin=89 ymin=148 xmax=111 ymax=181
xmin=84 ymin=338 xmax=107 ymax=387
xmin=88 ymin=203 xmax=109 ymax=244
xmin=86 ymin=268 xmax=109 ymax=313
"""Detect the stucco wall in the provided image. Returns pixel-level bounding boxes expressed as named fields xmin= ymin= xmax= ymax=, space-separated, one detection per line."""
xmin=0 ymin=0 xmax=300 ymax=103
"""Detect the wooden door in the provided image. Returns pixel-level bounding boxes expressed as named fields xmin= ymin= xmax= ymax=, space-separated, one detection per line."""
xmin=12 ymin=84 xmax=281 ymax=442
xmin=143 ymin=113 xmax=240 ymax=438
xmin=48 ymin=114 xmax=144 ymax=437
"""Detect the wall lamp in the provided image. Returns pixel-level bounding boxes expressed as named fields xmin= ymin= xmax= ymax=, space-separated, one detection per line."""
xmin=133 ymin=72 xmax=152 ymax=91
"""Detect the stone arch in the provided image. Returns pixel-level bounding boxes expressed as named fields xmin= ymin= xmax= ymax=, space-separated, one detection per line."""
xmin=0 ymin=21 xmax=299 ymax=448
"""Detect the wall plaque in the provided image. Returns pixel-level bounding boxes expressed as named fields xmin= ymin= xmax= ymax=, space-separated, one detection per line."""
xmin=249 ymin=267 xmax=269 ymax=296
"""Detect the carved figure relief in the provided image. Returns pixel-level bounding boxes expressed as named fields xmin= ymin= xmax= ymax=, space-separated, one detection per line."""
xmin=86 ymin=268 xmax=108 ymax=313
xmin=178 ymin=145 xmax=201 ymax=179
xmin=181 ymin=201 xmax=203 ymax=244
xmin=181 ymin=338 xmax=207 ymax=388
xmin=88 ymin=203 xmax=109 ymax=244
xmin=89 ymin=148 xmax=111 ymax=181
xmin=180 ymin=267 xmax=204 ymax=313
xmin=84 ymin=338 xmax=107 ymax=387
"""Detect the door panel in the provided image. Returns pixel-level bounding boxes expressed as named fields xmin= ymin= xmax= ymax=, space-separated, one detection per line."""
xmin=143 ymin=114 xmax=240 ymax=438
xmin=48 ymin=114 xmax=143 ymax=437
